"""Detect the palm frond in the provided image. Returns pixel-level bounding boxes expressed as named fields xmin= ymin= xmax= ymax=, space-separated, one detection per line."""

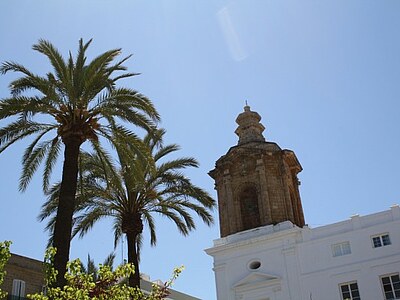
xmin=73 ymin=206 xmax=111 ymax=239
xmin=103 ymin=252 xmax=115 ymax=269
xmin=113 ymin=219 xmax=123 ymax=250
xmin=135 ymin=233 xmax=143 ymax=262
xmin=93 ymin=87 xmax=160 ymax=123
xmin=0 ymin=121 xmax=53 ymax=154
xmin=153 ymin=143 xmax=180 ymax=161
xmin=0 ymin=61 xmax=34 ymax=76
xmin=107 ymin=54 xmax=132 ymax=75
xmin=86 ymin=254 xmax=98 ymax=279
xmin=19 ymin=139 xmax=53 ymax=191
xmin=0 ymin=95 xmax=60 ymax=122
xmin=142 ymin=211 xmax=157 ymax=246
xmin=159 ymin=201 xmax=195 ymax=230
xmin=143 ymin=128 xmax=165 ymax=151
xmin=32 ymin=39 xmax=68 ymax=84
xmin=156 ymin=158 xmax=199 ymax=175
xmin=81 ymin=48 xmax=123 ymax=100
xmin=163 ymin=210 xmax=190 ymax=236
xmin=38 ymin=182 xmax=61 ymax=221
xmin=42 ymin=137 xmax=61 ymax=192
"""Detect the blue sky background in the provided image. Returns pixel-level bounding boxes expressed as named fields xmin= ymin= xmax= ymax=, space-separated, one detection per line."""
xmin=1 ymin=1 xmax=400 ymax=299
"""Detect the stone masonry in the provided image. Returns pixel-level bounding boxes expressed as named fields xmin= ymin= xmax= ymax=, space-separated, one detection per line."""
xmin=209 ymin=106 xmax=305 ymax=237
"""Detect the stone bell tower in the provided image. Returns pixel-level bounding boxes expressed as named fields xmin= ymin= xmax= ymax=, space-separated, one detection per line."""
xmin=209 ymin=105 xmax=305 ymax=237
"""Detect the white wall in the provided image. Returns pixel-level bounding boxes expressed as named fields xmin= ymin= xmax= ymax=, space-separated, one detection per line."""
xmin=206 ymin=205 xmax=400 ymax=300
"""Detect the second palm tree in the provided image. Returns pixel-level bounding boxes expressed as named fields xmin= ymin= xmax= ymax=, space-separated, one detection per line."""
xmin=40 ymin=129 xmax=216 ymax=288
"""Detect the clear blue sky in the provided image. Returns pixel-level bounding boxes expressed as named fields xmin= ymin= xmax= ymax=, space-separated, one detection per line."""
xmin=1 ymin=1 xmax=400 ymax=299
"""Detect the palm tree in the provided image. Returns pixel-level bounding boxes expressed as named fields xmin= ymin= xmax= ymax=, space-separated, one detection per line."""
xmin=80 ymin=253 xmax=116 ymax=281
xmin=0 ymin=39 xmax=159 ymax=287
xmin=39 ymin=129 xmax=216 ymax=288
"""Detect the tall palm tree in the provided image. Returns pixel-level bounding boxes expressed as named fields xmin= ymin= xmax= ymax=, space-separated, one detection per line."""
xmin=39 ymin=129 xmax=216 ymax=288
xmin=0 ymin=39 xmax=159 ymax=287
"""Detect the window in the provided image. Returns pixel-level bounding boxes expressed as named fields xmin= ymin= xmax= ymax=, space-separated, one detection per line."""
xmin=12 ymin=279 xmax=26 ymax=298
xmin=381 ymin=274 xmax=400 ymax=300
xmin=239 ymin=186 xmax=260 ymax=230
xmin=332 ymin=241 xmax=351 ymax=257
xmin=248 ymin=260 xmax=261 ymax=270
xmin=42 ymin=285 xmax=48 ymax=296
xmin=340 ymin=282 xmax=361 ymax=300
xmin=372 ymin=233 xmax=391 ymax=248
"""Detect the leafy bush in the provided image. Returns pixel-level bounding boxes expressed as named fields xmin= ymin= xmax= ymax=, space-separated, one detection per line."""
xmin=0 ymin=241 xmax=11 ymax=299
xmin=0 ymin=243 xmax=182 ymax=300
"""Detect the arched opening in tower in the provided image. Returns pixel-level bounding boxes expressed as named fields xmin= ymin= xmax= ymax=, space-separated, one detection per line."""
xmin=240 ymin=186 xmax=261 ymax=230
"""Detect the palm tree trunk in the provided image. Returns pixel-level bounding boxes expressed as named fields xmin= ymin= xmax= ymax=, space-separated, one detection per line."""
xmin=126 ymin=232 xmax=141 ymax=289
xmin=52 ymin=139 xmax=81 ymax=288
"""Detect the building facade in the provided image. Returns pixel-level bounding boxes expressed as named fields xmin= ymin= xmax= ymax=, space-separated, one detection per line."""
xmin=2 ymin=253 xmax=45 ymax=299
xmin=206 ymin=106 xmax=400 ymax=300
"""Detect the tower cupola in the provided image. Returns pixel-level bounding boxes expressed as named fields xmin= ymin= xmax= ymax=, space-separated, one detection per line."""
xmin=235 ymin=105 xmax=266 ymax=145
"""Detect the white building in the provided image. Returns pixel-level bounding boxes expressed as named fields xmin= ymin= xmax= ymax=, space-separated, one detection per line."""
xmin=206 ymin=106 xmax=400 ymax=300
xmin=206 ymin=206 xmax=400 ymax=300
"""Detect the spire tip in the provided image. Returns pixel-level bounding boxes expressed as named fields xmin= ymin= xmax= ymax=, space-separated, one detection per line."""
xmin=244 ymin=100 xmax=250 ymax=111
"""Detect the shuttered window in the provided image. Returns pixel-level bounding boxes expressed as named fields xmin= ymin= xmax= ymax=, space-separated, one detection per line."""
xmin=12 ymin=279 xmax=26 ymax=298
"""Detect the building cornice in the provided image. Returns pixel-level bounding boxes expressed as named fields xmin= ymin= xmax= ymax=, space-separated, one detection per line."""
xmin=205 ymin=221 xmax=303 ymax=256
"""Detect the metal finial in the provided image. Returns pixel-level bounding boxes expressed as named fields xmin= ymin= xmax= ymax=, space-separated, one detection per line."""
xmin=244 ymin=100 xmax=250 ymax=111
